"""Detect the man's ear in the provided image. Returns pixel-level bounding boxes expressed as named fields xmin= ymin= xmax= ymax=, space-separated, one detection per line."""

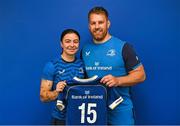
xmin=108 ymin=20 xmax=111 ymax=28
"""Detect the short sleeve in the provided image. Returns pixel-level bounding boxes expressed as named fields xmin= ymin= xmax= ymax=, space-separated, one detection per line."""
xmin=122 ymin=43 xmax=142 ymax=72
xmin=41 ymin=62 xmax=55 ymax=81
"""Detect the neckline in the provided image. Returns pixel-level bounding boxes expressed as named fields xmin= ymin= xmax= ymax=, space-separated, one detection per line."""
xmin=93 ymin=36 xmax=113 ymax=45
xmin=60 ymin=55 xmax=76 ymax=63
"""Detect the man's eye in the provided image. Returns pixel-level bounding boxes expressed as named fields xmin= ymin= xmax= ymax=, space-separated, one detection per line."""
xmin=99 ymin=21 xmax=103 ymax=24
xmin=90 ymin=22 xmax=95 ymax=25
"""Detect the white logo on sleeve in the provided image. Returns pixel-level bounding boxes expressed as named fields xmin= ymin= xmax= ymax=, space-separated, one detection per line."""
xmin=136 ymin=56 xmax=139 ymax=61
xmin=106 ymin=49 xmax=116 ymax=56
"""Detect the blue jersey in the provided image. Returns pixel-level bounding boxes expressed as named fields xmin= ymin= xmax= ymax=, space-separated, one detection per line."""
xmin=41 ymin=57 xmax=85 ymax=120
xmin=65 ymin=80 xmax=107 ymax=125
xmin=82 ymin=36 xmax=141 ymax=124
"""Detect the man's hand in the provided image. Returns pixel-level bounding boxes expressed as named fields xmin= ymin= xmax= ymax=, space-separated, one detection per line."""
xmin=100 ymin=75 xmax=119 ymax=87
xmin=100 ymin=65 xmax=146 ymax=87
xmin=56 ymin=81 xmax=67 ymax=92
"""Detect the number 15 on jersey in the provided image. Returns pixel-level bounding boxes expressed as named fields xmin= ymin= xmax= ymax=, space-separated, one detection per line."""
xmin=78 ymin=103 xmax=97 ymax=124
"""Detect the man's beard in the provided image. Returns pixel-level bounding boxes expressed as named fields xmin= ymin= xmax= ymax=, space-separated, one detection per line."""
xmin=92 ymin=29 xmax=108 ymax=41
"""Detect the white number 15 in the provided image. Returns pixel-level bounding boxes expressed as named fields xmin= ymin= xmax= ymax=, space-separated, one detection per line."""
xmin=78 ymin=103 xmax=97 ymax=123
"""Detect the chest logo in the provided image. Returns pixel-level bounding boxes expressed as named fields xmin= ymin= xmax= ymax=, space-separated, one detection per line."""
xmin=85 ymin=51 xmax=90 ymax=56
xmin=85 ymin=90 xmax=90 ymax=95
xmin=58 ymin=69 xmax=65 ymax=74
xmin=79 ymin=67 xmax=84 ymax=73
xmin=106 ymin=49 xmax=116 ymax=56
xmin=95 ymin=62 xmax=100 ymax=66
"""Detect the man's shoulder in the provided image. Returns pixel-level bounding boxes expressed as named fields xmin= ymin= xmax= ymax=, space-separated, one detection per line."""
xmin=108 ymin=36 xmax=127 ymax=50
xmin=111 ymin=36 xmax=126 ymax=44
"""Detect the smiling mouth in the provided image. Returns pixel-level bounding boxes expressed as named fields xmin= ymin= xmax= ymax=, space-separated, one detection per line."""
xmin=68 ymin=49 xmax=77 ymax=51
xmin=94 ymin=31 xmax=103 ymax=36
xmin=94 ymin=30 xmax=102 ymax=33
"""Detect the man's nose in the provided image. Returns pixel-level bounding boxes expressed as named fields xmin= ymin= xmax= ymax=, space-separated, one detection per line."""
xmin=95 ymin=23 xmax=100 ymax=29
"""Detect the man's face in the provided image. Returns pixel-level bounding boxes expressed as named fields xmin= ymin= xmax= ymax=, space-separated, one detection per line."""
xmin=61 ymin=33 xmax=79 ymax=56
xmin=89 ymin=13 xmax=110 ymax=42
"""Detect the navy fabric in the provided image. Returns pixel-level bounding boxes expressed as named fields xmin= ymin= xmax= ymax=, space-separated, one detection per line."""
xmin=66 ymin=84 xmax=107 ymax=125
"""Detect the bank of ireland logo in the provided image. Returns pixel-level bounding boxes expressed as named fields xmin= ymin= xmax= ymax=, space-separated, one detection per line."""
xmin=106 ymin=49 xmax=116 ymax=56
xmin=85 ymin=51 xmax=90 ymax=56
xmin=85 ymin=90 xmax=90 ymax=95
xmin=95 ymin=61 xmax=99 ymax=66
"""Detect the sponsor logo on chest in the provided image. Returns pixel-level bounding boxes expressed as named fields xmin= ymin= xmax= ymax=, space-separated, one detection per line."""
xmin=86 ymin=61 xmax=112 ymax=71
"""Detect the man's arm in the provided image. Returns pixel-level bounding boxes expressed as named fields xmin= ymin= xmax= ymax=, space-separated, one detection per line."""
xmin=100 ymin=65 xmax=146 ymax=87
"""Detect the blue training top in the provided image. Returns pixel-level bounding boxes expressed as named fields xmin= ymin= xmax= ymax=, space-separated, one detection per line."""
xmin=82 ymin=36 xmax=141 ymax=110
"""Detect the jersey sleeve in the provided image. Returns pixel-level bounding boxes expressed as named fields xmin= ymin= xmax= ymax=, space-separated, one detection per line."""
xmin=41 ymin=62 xmax=55 ymax=81
xmin=122 ymin=43 xmax=142 ymax=72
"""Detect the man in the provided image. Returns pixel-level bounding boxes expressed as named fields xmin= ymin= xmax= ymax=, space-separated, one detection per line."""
xmin=40 ymin=29 xmax=85 ymax=125
xmin=82 ymin=7 xmax=146 ymax=125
